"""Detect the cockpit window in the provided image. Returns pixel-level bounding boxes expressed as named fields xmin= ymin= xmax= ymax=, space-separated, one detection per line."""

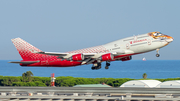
xmin=148 ymin=32 xmax=166 ymax=39
xmin=153 ymin=32 xmax=163 ymax=36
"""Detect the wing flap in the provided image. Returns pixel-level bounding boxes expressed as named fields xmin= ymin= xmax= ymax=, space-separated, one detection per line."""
xmin=37 ymin=52 xmax=69 ymax=56
xmin=36 ymin=51 xmax=97 ymax=59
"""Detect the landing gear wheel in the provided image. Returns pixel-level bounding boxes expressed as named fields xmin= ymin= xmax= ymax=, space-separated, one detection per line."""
xmin=91 ymin=63 xmax=102 ymax=70
xmin=105 ymin=66 xmax=109 ymax=69
xmin=91 ymin=67 xmax=95 ymax=70
xmin=156 ymin=49 xmax=160 ymax=57
xmin=97 ymin=66 xmax=101 ymax=70
xmin=106 ymin=63 xmax=110 ymax=66
xmin=156 ymin=54 xmax=160 ymax=57
xmin=105 ymin=61 xmax=110 ymax=69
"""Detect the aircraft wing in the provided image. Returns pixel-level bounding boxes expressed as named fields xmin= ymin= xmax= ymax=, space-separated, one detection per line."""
xmin=32 ymin=49 xmax=133 ymax=65
xmin=37 ymin=52 xmax=69 ymax=56
xmin=36 ymin=50 xmax=126 ymax=64
xmin=37 ymin=52 xmax=97 ymax=57
xmin=37 ymin=50 xmax=126 ymax=58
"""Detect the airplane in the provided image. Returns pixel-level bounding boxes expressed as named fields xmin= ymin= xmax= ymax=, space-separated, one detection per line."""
xmin=9 ymin=32 xmax=173 ymax=70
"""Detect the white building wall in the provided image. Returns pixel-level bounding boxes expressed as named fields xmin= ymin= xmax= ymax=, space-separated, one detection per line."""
xmin=120 ymin=80 xmax=161 ymax=88
xmin=156 ymin=80 xmax=180 ymax=88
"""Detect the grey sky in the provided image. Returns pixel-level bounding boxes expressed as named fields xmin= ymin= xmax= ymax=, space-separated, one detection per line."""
xmin=0 ymin=0 xmax=179 ymax=60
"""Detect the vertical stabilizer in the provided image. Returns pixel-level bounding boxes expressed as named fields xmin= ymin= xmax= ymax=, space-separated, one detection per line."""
xmin=11 ymin=38 xmax=43 ymax=60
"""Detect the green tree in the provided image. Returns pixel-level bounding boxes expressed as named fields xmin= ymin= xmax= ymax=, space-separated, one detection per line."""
xmin=34 ymin=81 xmax=46 ymax=86
xmin=0 ymin=76 xmax=21 ymax=86
xmin=143 ymin=73 xmax=147 ymax=79
xmin=22 ymin=71 xmax=34 ymax=82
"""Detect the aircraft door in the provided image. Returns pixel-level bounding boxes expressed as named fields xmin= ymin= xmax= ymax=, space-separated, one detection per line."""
xmin=126 ymin=43 xmax=130 ymax=49
xmin=148 ymin=39 xmax=151 ymax=45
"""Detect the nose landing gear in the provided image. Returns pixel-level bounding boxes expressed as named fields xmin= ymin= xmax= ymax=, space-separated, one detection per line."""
xmin=156 ymin=49 xmax=160 ymax=57
xmin=156 ymin=54 xmax=160 ymax=57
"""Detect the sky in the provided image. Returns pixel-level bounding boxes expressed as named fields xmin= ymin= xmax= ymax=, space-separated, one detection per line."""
xmin=0 ymin=0 xmax=179 ymax=60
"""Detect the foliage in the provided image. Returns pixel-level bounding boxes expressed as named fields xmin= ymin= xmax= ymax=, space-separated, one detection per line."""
xmin=1 ymin=75 xmax=180 ymax=87
xmin=0 ymin=76 xmax=22 ymax=86
xmin=34 ymin=81 xmax=47 ymax=86
xmin=22 ymin=71 xmax=34 ymax=82
xmin=33 ymin=77 xmax=51 ymax=86
xmin=156 ymin=78 xmax=180 ymax=82
xmin=143 ymin=73 xmax=147 ymax=79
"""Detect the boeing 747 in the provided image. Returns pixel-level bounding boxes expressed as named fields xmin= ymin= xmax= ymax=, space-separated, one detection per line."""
xmin=10 ymin=32 xmax=173 ymax=70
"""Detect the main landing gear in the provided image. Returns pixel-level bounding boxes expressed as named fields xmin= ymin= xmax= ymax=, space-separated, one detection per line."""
xmin=91 ymin=63 xmax=101 ymax=70
xmin=156 ymin=49 xmax=160 ymax=57
xmin=91 ymin=61 xmax=111 ymax=70
xmin=105 ymin=61 xmax=110 ymax=69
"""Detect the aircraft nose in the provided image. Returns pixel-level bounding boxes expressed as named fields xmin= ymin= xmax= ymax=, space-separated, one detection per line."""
xmin=165 ymin=36 xmax=173 ymax=43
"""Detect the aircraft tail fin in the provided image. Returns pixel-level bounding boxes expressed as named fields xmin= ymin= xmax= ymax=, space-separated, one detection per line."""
xmin=11 ymin=38 xmax=43 ymax=60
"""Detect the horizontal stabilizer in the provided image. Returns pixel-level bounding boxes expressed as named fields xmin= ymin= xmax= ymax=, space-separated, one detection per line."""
xmin=9 ymin=61 xmax=40 ymax=64
xmin=37 ymin=52 xmax=69 ymax=56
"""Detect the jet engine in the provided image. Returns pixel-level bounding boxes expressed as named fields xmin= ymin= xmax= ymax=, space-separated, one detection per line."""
xmin=101 ymin=53 xmax=114 ymax=61
xmin=121 ymin=56 xmax=132 ymax=61
xmin=71 ymin=54 xmax=84 ymax=61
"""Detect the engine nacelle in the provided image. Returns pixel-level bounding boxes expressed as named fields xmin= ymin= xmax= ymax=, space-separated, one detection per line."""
xmin=71 ymin=54 xmax=84 ymax=61
xmin=121 ymin=56 xmax=132 ymax=61
xmin=101 ymin=53 xmax=114 ymax=61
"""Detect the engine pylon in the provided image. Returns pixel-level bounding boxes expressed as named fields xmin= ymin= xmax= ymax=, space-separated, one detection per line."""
xmin=51 ymin=73 xmax=56 ymax=87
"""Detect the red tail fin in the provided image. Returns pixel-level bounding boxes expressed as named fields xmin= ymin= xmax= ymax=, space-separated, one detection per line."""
xmin=11 ymin=38 xmax=43 ymax=60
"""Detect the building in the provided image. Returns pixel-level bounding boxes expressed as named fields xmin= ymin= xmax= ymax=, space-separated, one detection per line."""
xmin=156 ymin=80 xmax=180 ymax=88
xmin=120 ymin=80 xmax=161 ymax=88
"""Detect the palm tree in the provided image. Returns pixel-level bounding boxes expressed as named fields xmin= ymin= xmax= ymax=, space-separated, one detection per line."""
xmin=22 ymin=71 xmax=34 ymax=82
xmin=143 ymin=73 xmax=147 ymax=79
